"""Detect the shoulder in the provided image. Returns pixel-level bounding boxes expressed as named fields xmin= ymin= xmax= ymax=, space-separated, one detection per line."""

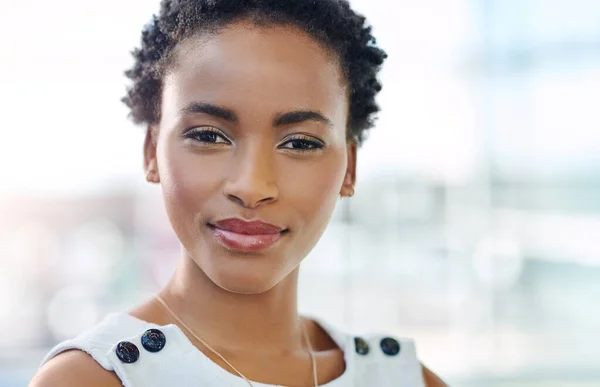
xmin=421 ymin=363 xmax=449 ymax=387
xmin=313 ymin=318 xmax=442 ymax=386
xmin=31 ymin=311 xmax=154 ymax=387
xmin=29 ymin=350 xmax=122 ymax=387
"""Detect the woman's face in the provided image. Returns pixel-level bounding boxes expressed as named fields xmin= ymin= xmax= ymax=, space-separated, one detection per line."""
xmin=145 ymin=21 xmax=356 ymax=294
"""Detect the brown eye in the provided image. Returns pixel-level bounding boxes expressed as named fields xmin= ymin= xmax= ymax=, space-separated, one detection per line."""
xmin=279 ymin=137 xmax=324 ymax=151
xmin=183 ymin=128 xmax=231 ymax=145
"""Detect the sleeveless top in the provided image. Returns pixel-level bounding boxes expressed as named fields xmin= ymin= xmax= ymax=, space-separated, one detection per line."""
xmin=40 ymin=313 xmax=427 ymax=387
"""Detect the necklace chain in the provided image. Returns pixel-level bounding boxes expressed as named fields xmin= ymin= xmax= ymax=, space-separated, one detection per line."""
xmin=154 ymin=294 xmax=319 ymax=387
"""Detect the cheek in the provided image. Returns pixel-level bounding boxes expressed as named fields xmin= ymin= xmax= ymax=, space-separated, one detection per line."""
xmin=157 ymin=140 xmax=225 ymax=223
xmin=282 ymin=150 xmax=346 ymax=222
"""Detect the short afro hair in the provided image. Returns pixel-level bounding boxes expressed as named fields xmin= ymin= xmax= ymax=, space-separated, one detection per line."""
xmin=122 ymin=0 xmax=387 ymax=144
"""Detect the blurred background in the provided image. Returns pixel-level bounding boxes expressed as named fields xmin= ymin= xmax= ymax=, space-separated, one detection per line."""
xmin=1 ymin=0 xmax=599 ymax=386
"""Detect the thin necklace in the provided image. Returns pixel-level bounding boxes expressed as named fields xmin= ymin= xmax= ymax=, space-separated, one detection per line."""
xmin=154 ymin=294 xmax=319 ymax=387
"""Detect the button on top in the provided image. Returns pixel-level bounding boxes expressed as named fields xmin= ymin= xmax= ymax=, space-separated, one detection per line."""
xmin=354 ymin=337 xmax=370 ymax=355
xmin=115 ymin=341 xmax=140 ymax=363
xmin=380 ymin=337 xmax=401 ymax=356
xmin=141 ymin=328 xmax=166 ymax=353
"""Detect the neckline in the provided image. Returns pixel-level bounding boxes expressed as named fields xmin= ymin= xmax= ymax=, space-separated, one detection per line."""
xmin=112 ymin=312 xmax=352 ymax=387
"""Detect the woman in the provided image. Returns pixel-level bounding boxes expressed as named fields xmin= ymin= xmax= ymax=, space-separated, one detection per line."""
xmin=31 ymin=0 xmax=447 ymax=386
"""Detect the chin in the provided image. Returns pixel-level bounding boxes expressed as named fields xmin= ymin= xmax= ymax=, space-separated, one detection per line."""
xmin=198 ymin=250 xmax=292 ymax=295
xmin=209 ymin=268 xmax=283 ymax=295
xmin=220 ymin=278 xmax=277 ymax=295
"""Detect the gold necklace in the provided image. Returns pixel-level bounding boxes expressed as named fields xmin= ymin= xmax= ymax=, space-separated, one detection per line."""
xmin=154 ymin=294 xmax=319 ymax=387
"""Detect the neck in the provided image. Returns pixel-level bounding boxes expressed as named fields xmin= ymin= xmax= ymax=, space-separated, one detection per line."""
xmin=159 ymin=253 xmax=303 ymax=354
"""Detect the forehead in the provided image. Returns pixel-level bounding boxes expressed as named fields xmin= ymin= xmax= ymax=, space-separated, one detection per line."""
xmin=161 ymin=22 xmax=348 ymax=122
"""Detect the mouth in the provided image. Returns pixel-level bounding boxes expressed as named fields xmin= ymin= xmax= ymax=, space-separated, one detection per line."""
xmin=208 ymin=218 xmax=287 ymax=252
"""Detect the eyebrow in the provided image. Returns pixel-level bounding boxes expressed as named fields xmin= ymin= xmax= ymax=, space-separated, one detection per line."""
xmin=180 ymin=102 xmax=333 ymax=129
xmin=180 ymin=102 xmax=238 ymax=124
xmin=273 ymin=110 xmax=333 ymax=129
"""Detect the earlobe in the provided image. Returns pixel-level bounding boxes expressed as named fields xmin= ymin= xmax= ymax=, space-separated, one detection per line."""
xmin=339 ymin=141 xmax=357 ymax=198
xmin=146 ymin=169 xmax=160 ymax=184
xmin=143 ymin=126 xmax=160 ymax=184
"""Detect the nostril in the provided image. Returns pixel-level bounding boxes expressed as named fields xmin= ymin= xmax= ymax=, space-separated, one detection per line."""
xmin=226 ymin=194 xmax=245 ymax=207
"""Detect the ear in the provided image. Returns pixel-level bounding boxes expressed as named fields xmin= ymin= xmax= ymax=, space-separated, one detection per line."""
xmin=340 ymin=141 xmax=357 ymax=197
xmin=143 ymin=126 xmax=160 ymax=184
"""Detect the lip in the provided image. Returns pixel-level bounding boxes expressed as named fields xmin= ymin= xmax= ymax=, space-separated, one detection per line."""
xmin=209 ymin=218 xmax=285 ymax=252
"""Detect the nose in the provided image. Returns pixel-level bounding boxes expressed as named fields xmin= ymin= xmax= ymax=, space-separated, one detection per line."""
xmin=223 ymin=146 xmax=279 ymax=209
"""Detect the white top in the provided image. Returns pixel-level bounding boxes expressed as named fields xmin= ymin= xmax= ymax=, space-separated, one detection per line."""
xmin=40 ymin=313 xmax=426 ymax=387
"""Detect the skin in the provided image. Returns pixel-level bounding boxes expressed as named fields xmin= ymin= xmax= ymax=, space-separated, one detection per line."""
xmin=30 ymin=21 xmax=447 ymax=387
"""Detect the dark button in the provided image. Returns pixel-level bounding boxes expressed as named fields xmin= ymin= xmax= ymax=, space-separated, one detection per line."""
xmin=115 ymin=341 xmax=140 ymax=363
xmin=354 ymin=337 xmax=370 ymax=355
xmin=380 ymin=337 xmax=401 ymax=356
xmin=141 ymin=328 xmax=166 ymax=353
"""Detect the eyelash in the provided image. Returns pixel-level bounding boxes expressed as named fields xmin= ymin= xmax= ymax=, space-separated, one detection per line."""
xmin=182 ymin=128 xmax=325 ymax=152
xmin=278 ymin=135 xmax=325 ymax=152
xmin=183 ymin=127 xmax=231 ymax=145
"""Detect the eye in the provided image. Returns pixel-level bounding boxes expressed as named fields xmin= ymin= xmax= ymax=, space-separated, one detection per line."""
xmin=279 ymin=136 xmax=325 ymax=152
xmin=183 ymin=127 xmax=231 ymax=145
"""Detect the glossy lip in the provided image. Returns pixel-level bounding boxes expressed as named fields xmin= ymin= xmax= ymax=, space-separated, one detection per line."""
xmin=209 ymin=218 xmax=286 ymax=252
